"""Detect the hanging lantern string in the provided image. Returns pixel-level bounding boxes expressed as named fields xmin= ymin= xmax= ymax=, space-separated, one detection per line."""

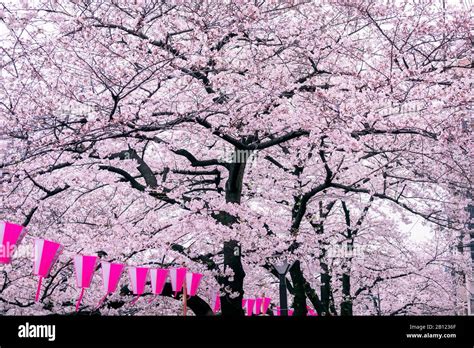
xmin=75 ymin=288 xmax=85 ymax=312
xmin=183 ymin=279 xmax=188 ymax=317
xmin=148 ymin=295 xmax=157 ymax=304
xmin=35 ymin=276 xmax=43 ymax=302
xmin=96 ymin=294 xmax=108 ymax=310
xmin=130 ymin=295 xmax=140 ymax=305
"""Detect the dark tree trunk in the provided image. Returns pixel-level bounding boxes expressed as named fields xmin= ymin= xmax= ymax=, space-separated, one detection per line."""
xmin=303 ymin=276 xmax=326 ymax=316
xmin=289 ymin=260 xmax=307 ymax=316
xmin=340 ymin=273 xmax=353 ymax=316
xmin=220 ymin=240 xmax=245 ymax=316
xmin=225 ymin=160 xmax=246 ymax=204
xmin=218 ymin=146 xmax=249 ymax=316
xmin=320 ymin=261 xmax=332 ymax=316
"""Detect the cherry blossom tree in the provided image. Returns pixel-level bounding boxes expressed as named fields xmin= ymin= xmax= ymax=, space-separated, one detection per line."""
xmin=0 ymin=0 xmax=472 ymax=316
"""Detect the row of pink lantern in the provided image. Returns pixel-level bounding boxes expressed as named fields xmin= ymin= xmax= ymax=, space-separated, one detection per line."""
xmin=2 ymin=221 xmax=316 ymax=316
xmin=1 ymin=222 xmax=204 ymax=312
xmin=242 ymin=297 xmax=272 ymax=316
xmin=271 ymin=306 xmax=317 ymax=316
xmin=242 ymin=298 xmax=318 ymax=316
xmin=42 ymin=244 xmax=203 ymax=311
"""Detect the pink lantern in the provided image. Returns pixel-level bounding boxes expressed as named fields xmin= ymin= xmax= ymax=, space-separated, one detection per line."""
xmin=97 ymin=261 xmax=125 ymax=308
xmin=0 ymin=221 xmax=27 ymax=264
xmin=128 ymin=266 xmax=149 ymax=303
xmin=149 ymin=268 xmax=168 ymax=303
xmin=150 ymin=268 xmax=169 ymax=295
xmin=211 ymin=291 xmax=221 ymax=313
xmin=185 ymin=272 xmax=203 ymax=297
xmin=73 ymin=255 xmax=98 ymax=311
xmin=33 ymin=238 xmax=62 ymax=302
xmin=262 ymin=297 xmax=271 ymax=314
xmin=255 ymin=298 xmax=263 ymax=315
xmin=243 ymin=298 xmax=255 ymax=316
xmin=307 ymin=306 xmax=318 ymax=316
xmin=169 ymin=267 xmax=187 ymax=297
